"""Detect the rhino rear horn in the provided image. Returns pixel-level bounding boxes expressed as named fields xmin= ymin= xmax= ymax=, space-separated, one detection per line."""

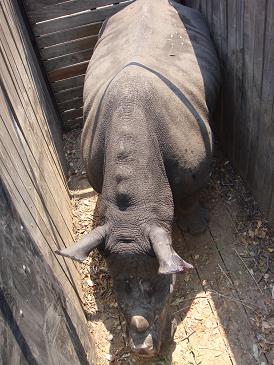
xmin=55 ymin=225 xmax=108 ymax=262
xmin=149 ymin=226 xmax=193 ymax=275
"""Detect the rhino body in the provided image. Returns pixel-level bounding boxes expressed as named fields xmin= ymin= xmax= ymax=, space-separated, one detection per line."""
xmin=58 ymin=0 xmax=220 ymax=357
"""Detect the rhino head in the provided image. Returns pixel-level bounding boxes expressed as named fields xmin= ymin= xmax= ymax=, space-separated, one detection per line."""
xmin=56 ymin=224 xmax=192 ymax=358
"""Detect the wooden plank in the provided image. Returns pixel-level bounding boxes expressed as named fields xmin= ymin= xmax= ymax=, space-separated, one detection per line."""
xmin=0 ymin=2 xmax=85 ymax=321
xmin=32 ymin=1 xmax=134 ymax=35
xmin=0 ymin=2 xmax=96 ymax=361
xmin=210 ymin=0 xmax=222 ymax=53
xmin=63 ymin=117 xmax=83 ymax=132
xmin=269 ymin=181 xmax=274 ymax=224
xmin=244 ymin=1 xmax=266 ymax=182
xmin=0 ymin=181 xmax=96 ymax=365
xmin=174 ymin=225 xmax=235 ymax=365
xmin=36 ymin=22 xmax=102 ymax=48
xmin=40 ymin=35 xmax=97 ymax=60
xmin=184 ymin=228 xmax=254 ymax=365
xmin=0 ymin=112 xmax=76 ymax=287
xmin=248 ymin=1 xmax=273 ymax=213
xmin=55 ymin=86 xmax=83 ymax=103
xmin=62 ymin=107 xmax=83 ymax=121
xmin=0 ymin=47 xmax=72 ymax=225
xmin=27 ymin=0 xmax=133 ymax=23
xmin=58 ymin=97 xmax=83 ymax=112
xmin=199 ymin=0 xmax=206 ymax=16
xmin=52 ymin=74 xmax=85 ymax=92
xmin=0 ymin=27 xmax=72 ymax=218
xmin=209 ymin=201 xmax=271 ymax=363
xmin=0 ymin=116 xmax=73 ymax=255
xmin=242 ymin=0 xmax=273 ymax=222
xmin=234 ymin=0 xmax=255 ymax=176
xmin=48 ymin=61 xmax=89 ymax=82
xmin=0 ymin=159 xmax=80 ymax=306
xmin=206 ymin=0 xmax=213 ymax=26
xmin=44 ymin=49 xmax=92 ymax=72
xmin=222 ymin=0 xmax=236 ymax=159
xmin=63 ymin=116 xmax=83 ymax=131
xmin=0 ymin=83 xmax=73 ymax=245
xmin=230 ymin=0 xmax=244 ymax=169
xmin=217 ymin=0 xmax=228 ymax=148
xmin=1 ymin=1 xmax=67 ymax=187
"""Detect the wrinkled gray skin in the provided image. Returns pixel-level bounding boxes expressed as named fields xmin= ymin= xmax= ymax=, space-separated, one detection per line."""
xmin=56 ymin=0 xmax=220 ymax=358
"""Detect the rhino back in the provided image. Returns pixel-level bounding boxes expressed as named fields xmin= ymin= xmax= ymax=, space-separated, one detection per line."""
xmin=82 ymin=0 xmax=220 ymax=194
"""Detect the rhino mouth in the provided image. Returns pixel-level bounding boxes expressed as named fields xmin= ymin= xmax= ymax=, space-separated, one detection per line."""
xmin=127 ymin=313 xmax=165 ymax=358
xmin=129 ymin=332 xmax=159 ymax=358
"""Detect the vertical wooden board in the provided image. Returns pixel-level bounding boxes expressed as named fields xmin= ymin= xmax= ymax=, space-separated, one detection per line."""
xmin=0 ymin=180 xmax=96 ymax=364
xmin=235 ymin=0 xmax=255 ymax=178
xmin=0 ymin=159 xmax=79 ymax=301
xmin=0 ymin=0 xmax=88 ymax=316
xmin=0 ymin=90 xmax=73 ymax=250
xmin=245 ymin=1 xmax=267 ymax=184
xmin=208 ymin=1 xmax=223 ymax=139
xmin=199 ymin=0 xmax=207 ymax=18
xmin=222 ymin=0 xmax=237 ymax=160
xmin=0 ymin=47 xmax=72 ymax=229
xmin=1 ymin=0 xmax=67 ymax=188
xmin=231 ymin=0 xmax=244 ymax=169
xmin=252 ymin=0 xmax=274 ymax=220
xmin=210 ymin=0 xmax=222 ymax=55
xmin=216 ymin=0 xmax=228 ymax=142
xmin=0 ymin=95 xmax=80 ymax=296
xmin=206 ymin=0 xmax=213 ymax=30
xmin=0 ymin=17 xmax=71 ymax=213
xmin=269 ymin=179 xmax=274 ymax=224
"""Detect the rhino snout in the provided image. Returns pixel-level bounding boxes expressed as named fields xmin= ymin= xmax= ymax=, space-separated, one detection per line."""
xmin=130 ymin=315 xmax=149 ymax=333
xmin=130 ymin=333 xmax=156 ymax=358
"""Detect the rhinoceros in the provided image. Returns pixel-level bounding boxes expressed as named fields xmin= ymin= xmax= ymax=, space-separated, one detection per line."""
xmin=56 ymin=0 xmax=220 ymax=358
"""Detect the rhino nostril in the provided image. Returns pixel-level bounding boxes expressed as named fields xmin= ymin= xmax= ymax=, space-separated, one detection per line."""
xmin=130 ymin=315 xmax=149 ymax=333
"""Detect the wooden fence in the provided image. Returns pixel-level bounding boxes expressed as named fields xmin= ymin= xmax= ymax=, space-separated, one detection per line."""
xmin=185 ymin=0 xmax=274 ymax=225
xmin=22 ymin=0 xmax=134 ymax=130
xmin=0 ymin=0 xmax=95 ymax=362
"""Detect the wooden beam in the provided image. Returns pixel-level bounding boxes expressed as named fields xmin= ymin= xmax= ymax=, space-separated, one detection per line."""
xmin=41 ymin=35 xmax=97 ymax=60
xmin=26 ymin=0 xmax=133 ymax=23
xmin=32 ymin=1 xmax=133 ymax=35
xmin=36 ymin=22 xmax=102 ymax=48
xmin=48 ymin=61 xmax=89 ymax=82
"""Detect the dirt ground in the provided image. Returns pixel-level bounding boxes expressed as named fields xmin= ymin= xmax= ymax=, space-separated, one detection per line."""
xmin=64 ymin=129 xmax=274 ymax=365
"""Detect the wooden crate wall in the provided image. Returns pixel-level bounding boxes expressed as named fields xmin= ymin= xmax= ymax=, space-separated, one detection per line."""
xmin=22 ymin=0 xmax=134 ymax=130
xmin=185 ymin=0 xmax=274 ymax=225
xmin=0 ymin=1 xmax=95 ymax=361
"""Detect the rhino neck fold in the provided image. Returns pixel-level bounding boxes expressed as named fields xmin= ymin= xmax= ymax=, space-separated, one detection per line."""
xmin=101 ymin=103 xmax=174 ymax=232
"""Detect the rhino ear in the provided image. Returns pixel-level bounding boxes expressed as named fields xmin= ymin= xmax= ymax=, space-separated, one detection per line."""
xmin=55 ymin=225 xmax=108 ymax=262
xmin=149 ymin=226 xmax=193 ymax=275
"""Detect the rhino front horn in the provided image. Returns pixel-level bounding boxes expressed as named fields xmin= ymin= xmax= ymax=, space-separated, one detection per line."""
xmin=149 ymin=226 xmax=193 ymax=275
xmin=55 ymin=225 xmax=108 ymax=262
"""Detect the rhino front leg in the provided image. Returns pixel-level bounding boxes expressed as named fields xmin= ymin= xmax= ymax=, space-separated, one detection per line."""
xmin=176 ymin=193 xmax=209 ymax=235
